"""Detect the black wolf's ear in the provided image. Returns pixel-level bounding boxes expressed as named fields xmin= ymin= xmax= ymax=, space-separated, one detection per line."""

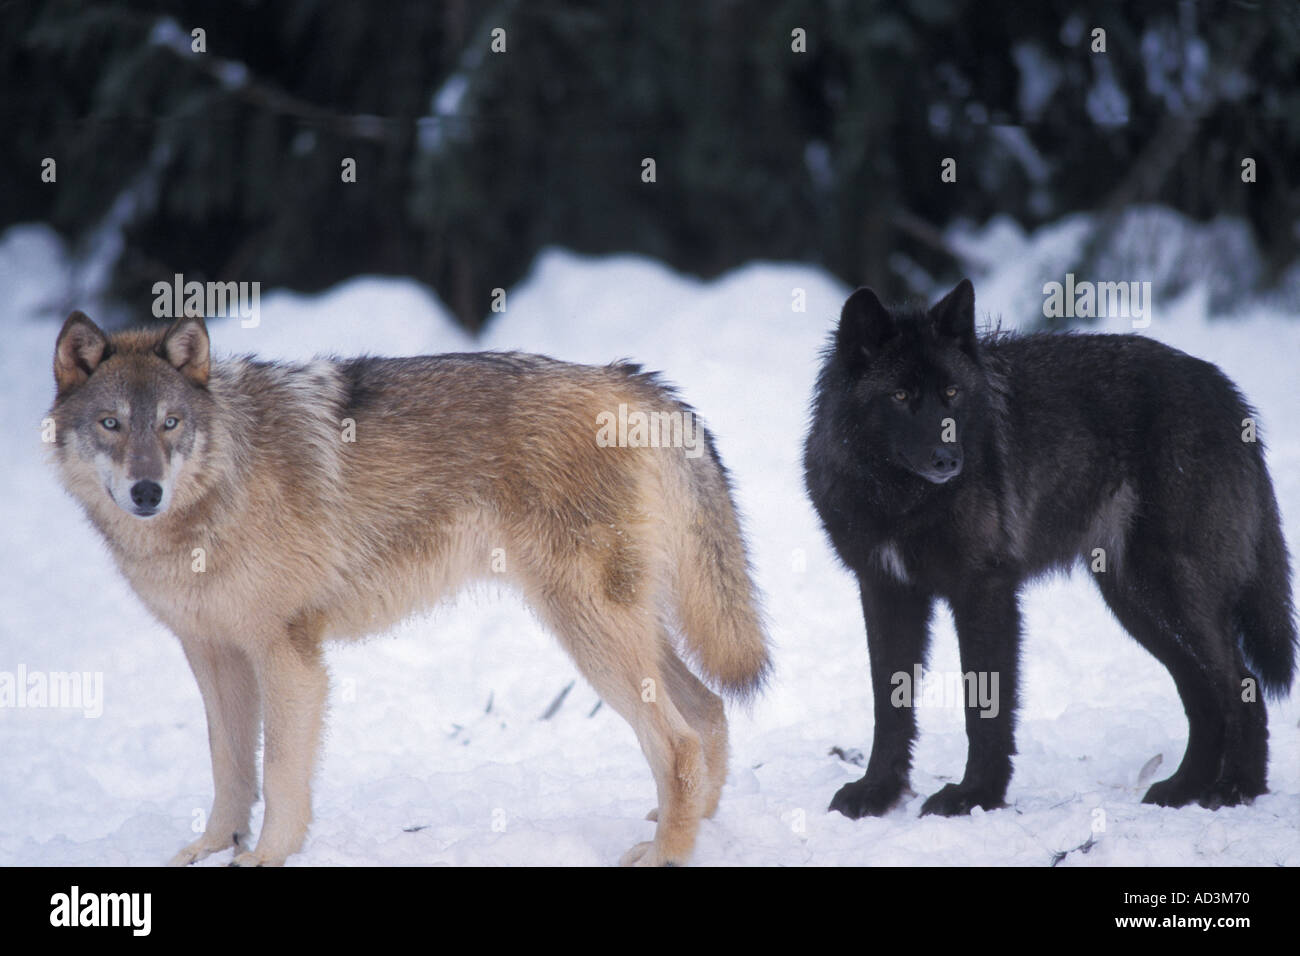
xmin=930 ymin=278 xmax=976 ymax=353
xmin=837 ymin=287 xmax=896 ymax=364
xmin=54 ymin=311 xmax=110 ymax=395
xmin=160 ymin=316 xmax=210 ymax=387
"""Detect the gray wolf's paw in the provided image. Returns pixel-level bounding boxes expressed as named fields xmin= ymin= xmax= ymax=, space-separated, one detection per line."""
xmin=618 ymin=841 xmax=683 ymax=867
xmin=229 ymin=847 xmax=288 ymax=867
xmin=168 ymin=830 xmax=247 ymax=866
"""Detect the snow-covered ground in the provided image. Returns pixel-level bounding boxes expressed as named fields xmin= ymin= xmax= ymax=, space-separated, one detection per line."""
xmin=1 ymin=223 xmax=1297 ymax=866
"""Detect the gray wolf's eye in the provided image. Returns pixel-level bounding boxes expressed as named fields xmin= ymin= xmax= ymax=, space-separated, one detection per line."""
xmin=164 ymin=416 xmax=179 ymax=430
xmin=101 ymin=417 xmax=119 ymax=430
xmin=944 ymin=386 xmax=959 ymax=399
xmin=892 ymin=390 xmax=909 ymax=403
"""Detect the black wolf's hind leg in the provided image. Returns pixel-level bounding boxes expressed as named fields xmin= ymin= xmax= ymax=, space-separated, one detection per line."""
xmin=1094 ymin=575 xmax=1244 ymax=807
xmin=1205 ymin=686 xmax=1268 ymax=808
xmin=920 ymin=579 xmax=1020 ymax=817
xmin=831 ymin=576 xmax=932 ymax=819
xmin=1202 ymin=614 xmax=1268 ymax=807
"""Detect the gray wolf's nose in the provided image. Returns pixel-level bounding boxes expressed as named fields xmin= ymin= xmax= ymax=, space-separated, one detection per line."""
xmin=131 ymin=480 xmax=163 ymax=509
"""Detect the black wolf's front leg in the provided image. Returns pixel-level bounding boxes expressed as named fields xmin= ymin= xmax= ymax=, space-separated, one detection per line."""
xmin=921 ymin=580 xmax=1020 ymax=816
xmin=830 ymin=575 xmax=933 ymax=818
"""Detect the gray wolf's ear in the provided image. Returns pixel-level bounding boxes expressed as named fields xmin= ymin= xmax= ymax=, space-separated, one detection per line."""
xmin=837 ymin=286 xmax=896 ymax=364
xmin=930 ymin=278 xmax=976 ymax=352
xmin=54 ymin=311 xmax=110 ymax=395
xmin=160 ymin=316 xmax=210 ymax=386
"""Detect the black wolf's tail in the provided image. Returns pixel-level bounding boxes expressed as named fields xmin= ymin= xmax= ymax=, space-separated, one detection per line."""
xmin=1237 ymin=491 xmax=1298 ymax=698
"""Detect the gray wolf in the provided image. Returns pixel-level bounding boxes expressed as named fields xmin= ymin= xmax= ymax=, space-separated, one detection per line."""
xmin=803 ymin=279 xmax=1295 ymax=818
xmin=49 ymin=312 xmax=770 ymax=866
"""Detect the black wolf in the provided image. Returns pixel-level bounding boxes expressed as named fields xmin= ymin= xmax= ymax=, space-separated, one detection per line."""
xmin=804 ymin=279 xmax=1296 ymax=818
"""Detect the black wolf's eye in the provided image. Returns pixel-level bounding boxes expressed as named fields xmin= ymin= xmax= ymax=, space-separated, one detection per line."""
xmin=100 ymin=417 xmax=119 ymax=430
xmin=944 ymin=386 xmax=959 ymax=399
xmin=163 ymin=416 xmax=179 ymax=430
xmin=892 ymin=390 xmax=909 ymax=403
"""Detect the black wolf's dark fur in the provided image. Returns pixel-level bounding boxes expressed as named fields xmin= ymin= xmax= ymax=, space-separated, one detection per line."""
xmin=804 ymin=279 xmax=1296 ymax=817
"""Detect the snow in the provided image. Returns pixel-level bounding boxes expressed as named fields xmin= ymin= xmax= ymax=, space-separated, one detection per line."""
xmin=1086 ymin=55 xmax=1130 ymax=127
xmin=1 ymin=222 xmax=1297 ymax=867
xmin=1012 ymin=41 xmax=1062 ymax=121
xmin=947 ymin=206 xmax=1273 ymax=322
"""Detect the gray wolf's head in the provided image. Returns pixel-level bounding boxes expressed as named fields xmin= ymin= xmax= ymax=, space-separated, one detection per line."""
xmin=50 ymin=313 xmax=213 ymax=520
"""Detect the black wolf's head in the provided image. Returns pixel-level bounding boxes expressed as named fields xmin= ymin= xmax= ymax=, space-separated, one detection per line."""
xmin=827 ymin=278 xmax=987 ymax=485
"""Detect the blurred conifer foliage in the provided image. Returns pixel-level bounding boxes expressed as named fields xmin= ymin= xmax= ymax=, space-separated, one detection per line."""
xmin=4 ymin=0 xmax=1297 ymax=329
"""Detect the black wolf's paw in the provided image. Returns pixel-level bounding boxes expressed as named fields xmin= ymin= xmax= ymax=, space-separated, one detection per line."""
xmin=1141 ymin=777 xmax=1198 ymax=808
xmin=1197 ymin=780 xmax=1264 ymax=810
xmin=919 ymin=783 xmax=1004 ymax=817
xmin=829 ymin=776 xmax=906 ymax=819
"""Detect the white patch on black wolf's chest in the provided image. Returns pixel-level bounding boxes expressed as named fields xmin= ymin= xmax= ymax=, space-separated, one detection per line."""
xmin=874 ymin=541 xmax=910 ymax=584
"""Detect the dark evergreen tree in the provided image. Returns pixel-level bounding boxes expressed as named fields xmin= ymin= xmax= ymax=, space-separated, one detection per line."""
xmin=3 ymin=0 xmax=1297 ymax=329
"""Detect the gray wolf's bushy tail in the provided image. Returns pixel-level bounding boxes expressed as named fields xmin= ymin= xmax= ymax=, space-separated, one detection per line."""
xmin=672 ymin=431 xmax=771 ymax=700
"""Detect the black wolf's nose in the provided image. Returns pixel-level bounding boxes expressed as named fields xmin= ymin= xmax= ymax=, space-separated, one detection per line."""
xmin=931 ymin=447 xmax=961 ymax=474
xmin=131 ymin=480 xmax=163 ymax=509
